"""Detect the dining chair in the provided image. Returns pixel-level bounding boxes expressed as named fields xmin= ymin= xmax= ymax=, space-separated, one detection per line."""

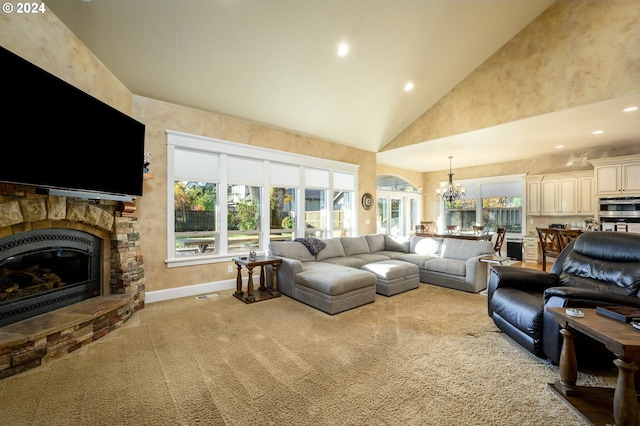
xmin=473 ymin=225 xmax=485 ymax=236
xmin=446 ymin=225 xmax=460 ymax=234
xmin=421 ymin=221 xmax=435 ymax=233
xmin=536 ymin=227 xmax=562 ymax=271
xmin=558 ymin=229 xmax=582 ymax=249
xmin=493 ymin=227 xmax=506 ymax=255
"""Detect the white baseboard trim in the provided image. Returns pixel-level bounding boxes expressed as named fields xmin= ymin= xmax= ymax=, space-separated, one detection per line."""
xmin=145 ymin=279 xmax=237 ymax=303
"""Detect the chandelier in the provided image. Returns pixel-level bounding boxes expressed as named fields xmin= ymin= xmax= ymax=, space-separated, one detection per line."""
xmin=436 ymin=156 xmax=465 ymax=203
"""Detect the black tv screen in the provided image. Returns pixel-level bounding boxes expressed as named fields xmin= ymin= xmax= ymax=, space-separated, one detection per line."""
xmin=0 ymin=45 xmax=145 ymax=198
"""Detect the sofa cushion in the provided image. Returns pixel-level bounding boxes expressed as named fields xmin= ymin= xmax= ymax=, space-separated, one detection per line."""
xmin=410 ymin=236 xmax=443 ymax=256
xmin=269 ymin=241 xmax=316 ymax=262
xmin=391 ymin=253 xmax=438 ymax=268
xmin=384 ymin=235 xmax=410 ymax=253
xmin=351 ymin=253 xmax=392 ymax=263
xmin=440 ymin=238 xmax=493 ymax=260
xmin=365 ymin=234 xmax=386 ymax=253
xmin=296 ymin=266 xmax=375 ymax=295
xmin=321 ymin=256 xmax=367 ymax=268
xmin=341 ymin=236 xmax=370 ymax=256
xmin=315 ymin=238 xmax=346 ymax=261
xmin=423 ymin=258 xmax=466 ymax=277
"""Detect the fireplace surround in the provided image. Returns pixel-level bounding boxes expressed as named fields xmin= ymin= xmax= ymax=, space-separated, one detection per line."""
xmin=0 ymin=184 xmax=145 ymax=379
xmin=0 ymin=228 xmax=102 ymax=327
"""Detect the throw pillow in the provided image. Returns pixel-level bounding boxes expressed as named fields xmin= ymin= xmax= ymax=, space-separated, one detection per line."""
xmin=294 ymin=237 xmax=326 ymax=255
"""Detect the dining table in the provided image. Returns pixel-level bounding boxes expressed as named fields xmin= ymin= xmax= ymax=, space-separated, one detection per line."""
xmin=415 ymin=232 xmax=493 ymax=241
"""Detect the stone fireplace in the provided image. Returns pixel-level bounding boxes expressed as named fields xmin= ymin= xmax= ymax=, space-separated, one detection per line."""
xmin=0 ymin=184 xmax=145 ymax=379
xmin=0 ymin=228 xmax=102 ymax=327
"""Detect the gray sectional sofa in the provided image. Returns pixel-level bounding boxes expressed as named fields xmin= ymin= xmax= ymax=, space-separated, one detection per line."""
xmin=268 ymin=234 xmax=494 ymax=315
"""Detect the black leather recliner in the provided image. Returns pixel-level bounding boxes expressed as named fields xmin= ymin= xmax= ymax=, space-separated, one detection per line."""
xmin=487 ymin=231 xmax=640 ymax=366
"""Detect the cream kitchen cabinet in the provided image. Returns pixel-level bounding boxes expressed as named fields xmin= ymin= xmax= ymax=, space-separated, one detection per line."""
xmin=541 ymin=178 xmax=577 ymax=215
xmin=523 ymin=237 xmax=541 ymax=263
xmin=526 ymin=171 xmax=594 ymax=217
xmin=590 ymin=154 xmax=640 ymax=196
xmin=576 ymin=176 xmax=594 ymax=215
xmin=526 ymin=178 xmax=541 ymax=216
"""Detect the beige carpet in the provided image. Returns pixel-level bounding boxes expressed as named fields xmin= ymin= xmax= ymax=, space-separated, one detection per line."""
xmin=0 ymin=284 xmax=616 ymax=425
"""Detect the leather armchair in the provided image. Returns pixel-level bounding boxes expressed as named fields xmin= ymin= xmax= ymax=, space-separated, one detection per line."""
xmin=487 ymin=231 xmax=640 ymax=366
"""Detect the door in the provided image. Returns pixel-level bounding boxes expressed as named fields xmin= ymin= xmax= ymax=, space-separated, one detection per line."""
xmin=376 ymin=192 xmax=420 ymax=236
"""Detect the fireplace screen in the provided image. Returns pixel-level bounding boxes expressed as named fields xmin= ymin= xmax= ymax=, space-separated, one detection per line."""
xmin=0 ymin=229 xmax=101 ymax=327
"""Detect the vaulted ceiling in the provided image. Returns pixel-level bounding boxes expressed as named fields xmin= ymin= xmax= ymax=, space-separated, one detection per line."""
xmin=45 ymin=0 xmax=640 ymax=172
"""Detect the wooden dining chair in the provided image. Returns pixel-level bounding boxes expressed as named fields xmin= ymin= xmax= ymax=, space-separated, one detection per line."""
xmin=473 ymin=225 xmax=486 ymax=236
xmin=421 ymin=221 xmax=435 ymax=233
xmin=493 ymin=227 xmax=506 ymax=255
xmin=558 ymin=229 xmax=582 ymax=249
xmin=446 ymin=225 xmax=460 ymax=234
xmin=536 ymin=227 xmax=562 ymax=271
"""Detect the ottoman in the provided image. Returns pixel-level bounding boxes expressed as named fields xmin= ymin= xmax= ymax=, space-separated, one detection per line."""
xmin=294 ymin=265 xmax=377 ymax=315
xmin=362 ymin=260 xmax=420 ymax=296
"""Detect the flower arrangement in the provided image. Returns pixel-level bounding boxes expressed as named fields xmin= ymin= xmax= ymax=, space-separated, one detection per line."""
xmin=144 ymin=151 xmax=151 ymax=173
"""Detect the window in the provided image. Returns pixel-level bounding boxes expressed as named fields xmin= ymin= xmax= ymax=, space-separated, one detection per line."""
xmin=270 ymin=187 xmax=297 ymax=241
xmin=167 ymin=131 xmax=358 ymax=266
xmin=333 ymin=191 xmax=354 ymax=237
xmin=174 ymin=181 xmax=218 ymax=255
xmin=304 ymin=189 xmax=326 ymax=238
xmin=482 ymin=197 xmax=522 ymax=233
xmin=227 ymin=184 xmax=262 ymax=253
xmin=444 ymin=198 xmax=477 ymax=232
xmin=438 ymin=176 xmax=524 ymax=235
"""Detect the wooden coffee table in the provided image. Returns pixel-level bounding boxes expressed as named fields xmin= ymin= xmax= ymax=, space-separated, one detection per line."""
xmin=232 ymin=256 xmax=282 ymax=304
xmin=547 ymin=307 xmax=640 ymax=426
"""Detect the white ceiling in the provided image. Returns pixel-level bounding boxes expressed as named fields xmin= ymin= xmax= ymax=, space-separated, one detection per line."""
xmin=44 ymin=0 xmax=640 ymax=172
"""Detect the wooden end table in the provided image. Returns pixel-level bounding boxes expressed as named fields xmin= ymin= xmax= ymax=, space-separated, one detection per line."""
xmin=232 ymin=256 xmax=282 ymax=304
xmin=546 ymin=307 xmax=640 ymax=426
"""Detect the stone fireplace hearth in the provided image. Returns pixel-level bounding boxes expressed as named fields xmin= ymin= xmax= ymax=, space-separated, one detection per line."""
xmin=0 ymin=184 xmax=145 ymax=379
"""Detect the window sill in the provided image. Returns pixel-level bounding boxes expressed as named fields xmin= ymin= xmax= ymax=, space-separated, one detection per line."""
xmin=165 ymin=251 xmax=265 ymax=268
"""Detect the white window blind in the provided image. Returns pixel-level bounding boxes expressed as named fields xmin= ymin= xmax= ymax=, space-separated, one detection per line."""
xmin=305 ymin=168 xmax=329 ymax=188
xmin=227 ymin=156 xmax=264 ymax=185
xmin=481 ymin=182 xmax=522 ymax=198
xmin=333 ymin=171 xmax=355 ymax=191
xmin=174 ymin=148 xmax=219 ymax=181
xmin=271 ymin=163 xmax=300 ymax=186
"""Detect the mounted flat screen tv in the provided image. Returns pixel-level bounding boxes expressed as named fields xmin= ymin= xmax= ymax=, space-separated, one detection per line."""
xmin=0 ymin=45 xmax=145 ymax=199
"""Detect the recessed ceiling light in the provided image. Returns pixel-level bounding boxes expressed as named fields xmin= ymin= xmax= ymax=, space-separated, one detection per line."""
xmin=555 ymin=145 xmax=564 ymax=149
xmin=404 ymin=82 xmax=414 ymax=92
xmin=592 ymin=130 xmax=604 ymax=135
xmin=623 ymin=106 xmax=639 ymax=112
xmin=337 ymin=43 xmax=349 ymax=57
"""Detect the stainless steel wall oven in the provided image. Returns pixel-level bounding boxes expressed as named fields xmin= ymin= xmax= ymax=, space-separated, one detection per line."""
xmin=598 ymin=196 xmax=640 ymax=233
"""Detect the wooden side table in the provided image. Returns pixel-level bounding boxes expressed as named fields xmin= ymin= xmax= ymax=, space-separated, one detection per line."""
xmin=547 ymin=307 xmax=640 ymax=426
xmin=232 ymin=256 xmax=282 ymax=304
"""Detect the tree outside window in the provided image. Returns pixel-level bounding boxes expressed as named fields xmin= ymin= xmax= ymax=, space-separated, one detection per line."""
xmin=482 ymin=197 xmax=522 ymax=233
xmin=227 ymin=185 xmax=261 ymax=253
xmin=270 ymin=187 xmax=296 ymax=241
xmin=174 ymin=181 xmax=217 ymax=255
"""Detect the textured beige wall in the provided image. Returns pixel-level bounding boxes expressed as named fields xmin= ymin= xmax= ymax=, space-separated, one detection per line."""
xmin=0 ymin=10 xmax=132 ymax=114
xmin=133 ymin=96 xmax=377 ymax=292
xmin=384 ymin=0 xmax=640 ymax=151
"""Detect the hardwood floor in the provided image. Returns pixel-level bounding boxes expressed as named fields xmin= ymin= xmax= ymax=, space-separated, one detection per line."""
xmin=506 ymin=260 xmax=544 ymax=271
